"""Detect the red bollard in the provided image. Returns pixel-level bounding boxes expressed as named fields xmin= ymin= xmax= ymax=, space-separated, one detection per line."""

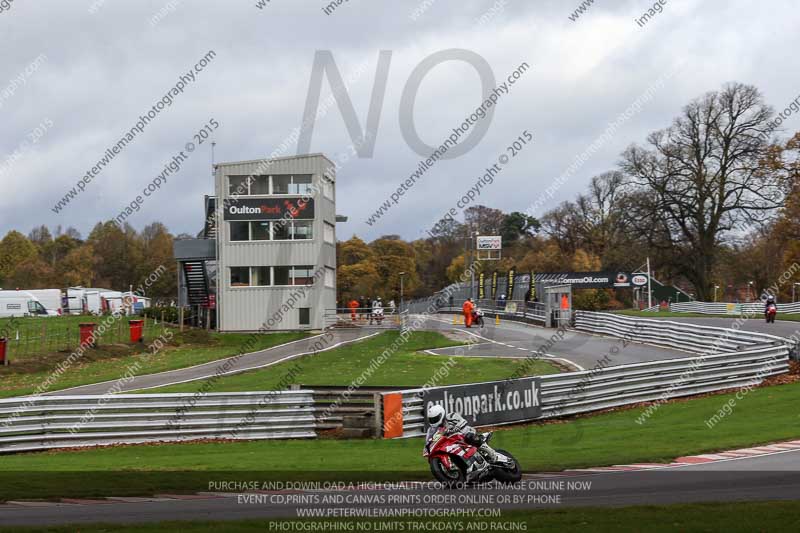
xmin=79 ymin=323 xmax=97 ymax=348
xmin=0 ymin=338 xmax=7 ymax=366
xmin=129 ymin=320 xmax=144 ymax=343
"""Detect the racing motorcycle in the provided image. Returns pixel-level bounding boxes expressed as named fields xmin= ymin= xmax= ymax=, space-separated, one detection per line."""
xmin=471 ymin=308 xmax=485 ymax=327
xmin=423 ymin=427 xmax=522 ymax=485
xmin=766 ymin=303 xmax=777 ymax=323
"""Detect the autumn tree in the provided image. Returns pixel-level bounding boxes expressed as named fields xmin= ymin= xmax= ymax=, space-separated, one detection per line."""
xmin=338 ymin=263 xmax=381 ymax=302
xmin=622 ymin=83 xmax=785 ymax=300
xmin=88 ymin=222 xmax=145 ymax=289
xmin=338 ymin=236 xmax=375 ymax=266
xmin=0 ymin=231 xmax=39 ymax=285
xmin=57 ymin=245 xmax=96 ymax=287
xmin=139 ymin=222 xmax=177 ymax=298
xmin=370 ymin=237 xmax=419 ymax=299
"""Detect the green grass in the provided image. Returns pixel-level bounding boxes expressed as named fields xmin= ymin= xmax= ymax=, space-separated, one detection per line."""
xmin=2 ymin=503 xmax=798 ymax=532
xmin=0 ymin=329 xmax=311 ymax=398
xmin=144 ymin=331 xmax=560 ymax=394
xmin=2 ymin=379 xmax=799 ymax=500
xmin=0 ymin=315 xmax=171 ymax=361
xmin=615 ymin=309 xmax=800 ymax=321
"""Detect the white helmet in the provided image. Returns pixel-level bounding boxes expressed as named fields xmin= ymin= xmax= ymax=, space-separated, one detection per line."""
xmin=427 ymin=404 xmax=445 ymax=426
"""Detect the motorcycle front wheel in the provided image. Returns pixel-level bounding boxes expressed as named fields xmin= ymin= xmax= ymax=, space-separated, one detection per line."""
xmin=491 ymin=449 xmax=522 ymax=483
xmin=430 ymin=458 xmax=466 ymax=485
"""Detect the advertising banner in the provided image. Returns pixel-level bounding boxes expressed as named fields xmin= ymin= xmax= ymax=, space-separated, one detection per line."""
xmin=507 ymin=268 xmax=516 ymax=299
xmin=478 ymin=272 xmax=485 ymax=299
xmin=476 ymin=236 xmax=502 ymax=250
xmin=423 ymin=377 xmax=542 ymax=427
xmin=491 ymin=272 xmax=498 ymax=299
xmin=534 ymin=271 xmax=647 ymax=289
xmin=222 ymin=198 xmax=315 ymax=220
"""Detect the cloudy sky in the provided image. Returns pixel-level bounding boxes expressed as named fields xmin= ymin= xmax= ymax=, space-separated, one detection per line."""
xmin=1 ymin=0 xmax=799 ymax=242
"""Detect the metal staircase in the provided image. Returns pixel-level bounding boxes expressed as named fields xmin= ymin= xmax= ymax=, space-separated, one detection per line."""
xmin=182 ymin=260 xmax=210 ymax=306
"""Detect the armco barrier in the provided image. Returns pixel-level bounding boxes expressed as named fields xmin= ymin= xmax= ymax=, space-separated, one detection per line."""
xmin=670 ymin=301 xmax=800 ymax=315
xmin=382 ymin=312 xmax=791 ymax=438
xmin=0 ymin=391 xmax=316 ymax=454
xmin=574 ymin=311 xmax=794 ymax=355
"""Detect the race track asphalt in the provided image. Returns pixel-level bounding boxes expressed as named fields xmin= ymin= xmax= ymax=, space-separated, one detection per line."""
xmin=416 ymin=315 xmax=691 ymax=371
xmin=44 ymin=315 xmax=691 ymax=396
xmin=0 ymin=449 xmax=797 ymax=527
xmin=46 ymin=329 xmax=379 ymax=396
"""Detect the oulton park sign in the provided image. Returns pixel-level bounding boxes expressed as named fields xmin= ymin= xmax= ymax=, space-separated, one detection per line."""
xmin=223 ymin=198 xmax=315 ymax=220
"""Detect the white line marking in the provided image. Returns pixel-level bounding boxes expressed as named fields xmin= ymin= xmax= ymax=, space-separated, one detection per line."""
xmin=428 ymin=318 xmax=585 ymax=371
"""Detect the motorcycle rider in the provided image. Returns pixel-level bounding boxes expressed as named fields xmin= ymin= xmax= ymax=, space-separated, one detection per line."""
xmin=426 ymin=404 xmax=498 ymax=462
xmin=371 ymin=297 xmax=384 ymax=324
xmin=765 ymin=295 xmax=777 ymax=315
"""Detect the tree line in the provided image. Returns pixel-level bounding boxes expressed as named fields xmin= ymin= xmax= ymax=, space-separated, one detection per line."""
xmin=339 ymin=83 xmax=800 ymax=305
xmin=2 ymin=83 xmax=797 ymax=307
xmin=0 ymin=222 xmax=178 ymax=299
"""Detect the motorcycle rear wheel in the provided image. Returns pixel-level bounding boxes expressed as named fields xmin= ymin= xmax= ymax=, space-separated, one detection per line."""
xmin=492 ymin=449 xmax=522 ymax=483
xmin=430 ymin=458 xmax=466 ymax=485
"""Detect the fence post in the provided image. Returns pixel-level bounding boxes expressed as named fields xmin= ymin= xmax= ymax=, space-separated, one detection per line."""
xmin=373 ymin=393 xmax=383 ymax=439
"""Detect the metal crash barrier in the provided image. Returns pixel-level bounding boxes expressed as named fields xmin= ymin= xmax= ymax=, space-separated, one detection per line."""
xmin=0 ymin=391 xmax=316 ymax=454
xmin=381 ymin=312 xmax=791 ymax=438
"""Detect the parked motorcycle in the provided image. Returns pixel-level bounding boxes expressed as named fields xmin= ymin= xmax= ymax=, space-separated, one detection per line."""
xmin=371 ymin=307 xmax=385 ymax=325
xmin=472 ymin=308 xmax=485 ymax=327
xmin=766 ymin=303 xmax=777 ymax=323
xmin=423 ymin=427 xmax=522 ymax=484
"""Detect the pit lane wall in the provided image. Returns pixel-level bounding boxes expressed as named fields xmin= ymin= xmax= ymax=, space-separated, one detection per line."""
xmin=381 ymin=312 xmax=790 ymax=438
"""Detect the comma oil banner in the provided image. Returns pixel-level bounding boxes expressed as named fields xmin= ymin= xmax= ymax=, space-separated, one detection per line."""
xmin=423 ymin=377 xmax=542 ymax=428
xmin=478 ymin=272 xmax=485 ymax=299
xmin=491 ymin=271 xmax=498 ymax=299
xmin=507 ymin=268 xmax=516 ymax=299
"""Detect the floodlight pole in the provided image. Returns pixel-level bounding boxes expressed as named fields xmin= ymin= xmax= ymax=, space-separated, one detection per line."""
xmin=470 ymin=231 xmax=478 ymax=300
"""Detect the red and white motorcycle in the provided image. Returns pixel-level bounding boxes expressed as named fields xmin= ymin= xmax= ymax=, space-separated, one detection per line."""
xmin=766 ymin=303 xmax=777 ymax=323
xmin=423 ymin=426 xmax=522 ymax=484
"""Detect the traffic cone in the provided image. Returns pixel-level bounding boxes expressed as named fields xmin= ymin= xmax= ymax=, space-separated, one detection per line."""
xmin=452 ymin=315 xmax=458 ymax=325
xmin=495 ymin=314 xmax=500 ymax=325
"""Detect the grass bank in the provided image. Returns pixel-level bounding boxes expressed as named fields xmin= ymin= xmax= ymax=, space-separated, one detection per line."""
xmin=144 ymin=331 xmax=560 ymax=394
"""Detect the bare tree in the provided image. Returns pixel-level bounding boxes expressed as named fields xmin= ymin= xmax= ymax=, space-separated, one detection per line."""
xmin=622 ymin=83 xmax=785 ymax=300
